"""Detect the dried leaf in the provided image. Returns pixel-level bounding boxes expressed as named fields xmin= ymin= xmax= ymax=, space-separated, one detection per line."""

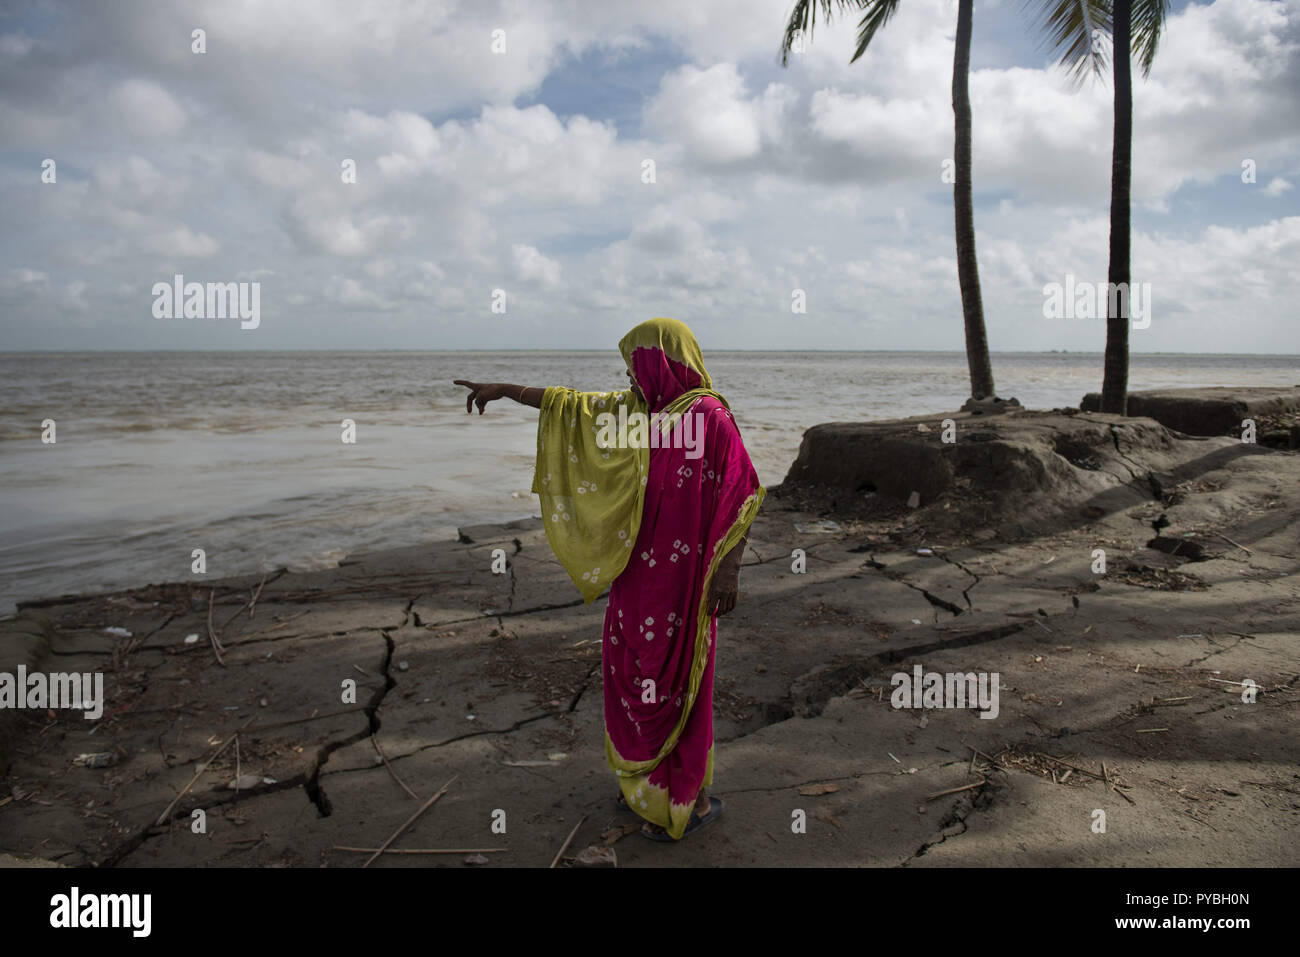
xmin=798 ymin=783 xmax=839 ymax=796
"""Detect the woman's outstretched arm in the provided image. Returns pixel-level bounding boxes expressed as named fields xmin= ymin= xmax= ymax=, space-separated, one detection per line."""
xmin=453 ymin=380 xmax=544 ymax=413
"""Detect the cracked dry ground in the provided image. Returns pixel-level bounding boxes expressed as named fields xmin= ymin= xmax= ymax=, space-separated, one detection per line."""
xmin=4 ymin=452 xmax=1299 ymax=867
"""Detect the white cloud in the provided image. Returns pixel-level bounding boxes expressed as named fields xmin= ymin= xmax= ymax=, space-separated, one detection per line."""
xmin=325 ymin=275 xmax=398 ymax=311
xmin=283 ymin=197 xmax=412 ymax=257
xmin=146 ymin=227 xmax=219 ymax=258
xmin=0 ymin=0 xmax=1295 ymax=353
xmin=108 ymin=78 xmax=186 ymax=137
xmin=245 ymin=151 xmax=315 ymax=190
xmin=1263 ymin=176 xmax=1294 ymax=197
xmin=645 ymin=64 xmax=793 ymax=164
xmin=512 ymin=244 xmax=561 ymax=287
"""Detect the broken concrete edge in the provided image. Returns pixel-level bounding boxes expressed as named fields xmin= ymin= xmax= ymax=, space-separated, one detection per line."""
xmin=0 ymin=610 xmax=54 ymax=777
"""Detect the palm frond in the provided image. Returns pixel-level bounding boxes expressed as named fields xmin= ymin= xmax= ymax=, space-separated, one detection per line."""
xmin=1131 ymin=0 xmax=1171 ymax=76
xmin=849 ymin=0 xmax=903 ymax=64
xmin=780 ymin=0 xmax=876 ymax=66
xmin=1025 ymin=0 xmax=1114 ymax=86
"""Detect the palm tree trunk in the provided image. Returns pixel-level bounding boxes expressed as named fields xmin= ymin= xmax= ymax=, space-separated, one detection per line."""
xmin=952 ymin=0 xmax=995 ymax=401
xmin=1101 ymin=0 xmax=1132 ymax=414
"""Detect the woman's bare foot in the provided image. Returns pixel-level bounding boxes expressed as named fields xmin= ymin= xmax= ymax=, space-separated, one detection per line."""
xmin=640 ymin=792 xmax=711 ymax=838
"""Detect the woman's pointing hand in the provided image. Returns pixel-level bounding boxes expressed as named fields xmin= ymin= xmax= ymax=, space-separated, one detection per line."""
xmin=454 ymin=380 xmax=504 ymax=414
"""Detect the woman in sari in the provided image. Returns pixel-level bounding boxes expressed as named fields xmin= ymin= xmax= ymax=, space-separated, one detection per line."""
xmin=454 ymin=317 xmax=764 ymax=841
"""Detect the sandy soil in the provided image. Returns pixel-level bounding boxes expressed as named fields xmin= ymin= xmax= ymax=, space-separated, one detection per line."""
xmin=1 ymin=408 xmax=1297 ymax=867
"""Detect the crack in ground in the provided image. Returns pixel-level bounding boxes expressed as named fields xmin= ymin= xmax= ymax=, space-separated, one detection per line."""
xmin=97 ymin=628 xmax=395 ymax=866
xmin=302 ymin=628 xmax=396 ymax=817
xmin=724 ymin=768 xmax=915 ymax=795
xmin=323 ymin=712 xmax=558 ymax=775
xmin=1184 ymin=633 xmax=1251 ymax=666
xmin=422 ymin=599 xmax=586 ymax=629
xmin=745 ymin=538 xmax=848 ymax=567
xmin=568 ymin=664 xmax=598 ymax=712
xmin=905 ymin=783 xmax=992 ymax=863
xmin=935 ymin=552 xmax=980 ymax=609
xmin=866 ymin=552 xmax=965 ymax=616
xmin=780 ymin=620 xmax=1031 ymax=721
xmin=1108 ymin=425 xmax=1163 ymax=496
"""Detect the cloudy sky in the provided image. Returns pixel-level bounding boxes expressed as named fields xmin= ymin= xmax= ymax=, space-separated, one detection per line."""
xmin=1 ymin=0 xmax=1297 ymax=353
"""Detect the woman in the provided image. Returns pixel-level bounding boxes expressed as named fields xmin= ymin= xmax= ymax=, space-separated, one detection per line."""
xmin=454 ymin=317 xmax=764 ymax=841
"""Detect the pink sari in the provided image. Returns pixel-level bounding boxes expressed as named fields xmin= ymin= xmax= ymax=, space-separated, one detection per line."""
xmin=603 ymin=345 xmax=764 ymax=839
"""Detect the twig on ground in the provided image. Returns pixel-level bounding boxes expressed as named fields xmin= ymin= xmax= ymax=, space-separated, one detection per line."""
xmin=363 ymin=775 xmax=458 ymax=869
xmin=248 ymin=573 xmax=268 ymax=618
xmin=155 ymin=717 xmax=255 ymax=826
xmin=550 ymin=814 xmax=587 ymax=868
xmin=207 ymin=589 xmax=226 ymax=666
xmin=371 ymin=734 xmax=418 ymax=799
xmin=1243 ymin=780 xmax=1300 ymax=795
xmin=926 ymin=780 xmax=987 ymax=801
xmin=1215 ymin=533 xmax=1251 ymax=556
xmin=1031 ymin=754 xmax=1106 ymax=782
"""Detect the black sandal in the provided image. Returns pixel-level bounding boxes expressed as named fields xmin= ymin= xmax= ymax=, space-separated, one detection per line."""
xmin=640 ymin=797 xmax=725 ymax=842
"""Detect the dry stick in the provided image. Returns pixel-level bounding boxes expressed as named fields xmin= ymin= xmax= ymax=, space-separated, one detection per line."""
xmin=1243 ymin=780 xmax=1300 ymax=795
xmin=371 ymin=734 xmax=418 ymax=799
xmin=1136 ymin=728 xmax=1170 ymax=733
xmin=217 ymin=579 xmax=271 ymax=632
xmin=1097 ymin=759 xmax=1138 ymax=804
xmin=927 ymin=780 xmax=987 ymax=801
xmin=155 ymin=717 xmax=255 ymax=826
xmin=363 ymin=775 xmax=458 ymax=869
xmin=1215 ymin=533 xmax=1252 ymax=556
xmin=248 ymin=573 xmax=268 ymax=618
xmin=206 ymin=589 xmax=226 ymax=666
xmin=335 ymin=846 xmax=505 ymax=855
xmin=968 ymin=746 xmax=1011 ymax=776
xmin=181 ymin=612 xmax=307 ymax=656
xmin=1037 ymin=755 xmax=1107 ymax=783
xmin=550 ymin=814 xmax=587 ymax=868
xmin=1059 ymin=769 xmax=1073 ymax=784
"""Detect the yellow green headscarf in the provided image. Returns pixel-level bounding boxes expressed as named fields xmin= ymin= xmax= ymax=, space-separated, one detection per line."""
xmin=531 ymin=318 xmax=728 ymax=601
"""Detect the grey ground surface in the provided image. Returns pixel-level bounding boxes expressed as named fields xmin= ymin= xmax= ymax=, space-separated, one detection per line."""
xmin=1 ymin=409 xmax=1297 ymax=867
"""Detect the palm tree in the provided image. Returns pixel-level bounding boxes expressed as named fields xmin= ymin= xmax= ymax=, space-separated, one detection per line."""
xmin=781 ymin=0 xmax=997 ymax=401
xmin=1038 ymin=0 xmax=1169 ymax=413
